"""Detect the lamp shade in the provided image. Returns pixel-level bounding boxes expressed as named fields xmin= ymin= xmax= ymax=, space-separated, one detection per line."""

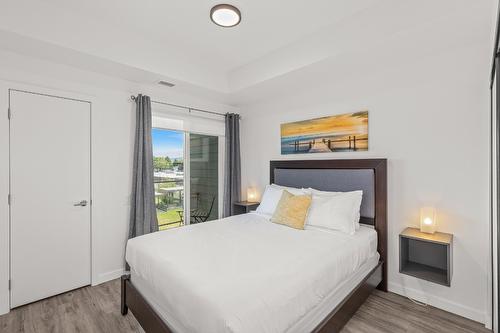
xmin=247 ymin=187 xmax=258 ymax=202
xmin=420 ymin=207 xmax=437 ymax=234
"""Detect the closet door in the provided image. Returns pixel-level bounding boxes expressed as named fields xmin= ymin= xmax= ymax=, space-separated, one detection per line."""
xmin=9 ymin=90 xmax=91 ymax=308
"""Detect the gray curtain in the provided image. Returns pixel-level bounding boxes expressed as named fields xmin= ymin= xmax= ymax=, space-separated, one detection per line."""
xmin=223 ymin=113 xmax=241 ymax=217
xmin=129 ymin=94 xmax=158 ymax=238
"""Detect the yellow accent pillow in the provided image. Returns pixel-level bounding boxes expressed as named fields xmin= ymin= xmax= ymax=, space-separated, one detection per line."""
xmin=271 ymin=190 xmax=312 ymax=230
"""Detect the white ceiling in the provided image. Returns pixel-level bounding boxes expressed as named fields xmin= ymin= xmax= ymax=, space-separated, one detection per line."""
xmin=40 ymin=0 xmax=377 ymax=71
xmin=0 ymin=0 xmax=495 ymax=106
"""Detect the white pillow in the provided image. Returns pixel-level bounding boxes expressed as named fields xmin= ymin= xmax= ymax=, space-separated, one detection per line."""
xmin=256 ymin=184 xmax=306 ymax=215
xmin=307 ymin=188 xmax=340 ymax=195
xmin=305 ymin=190 xmax=363 ymax=235
xmin=306 ymin=188 xmax=361 ymax=230
xmin=271 ymin=184 xmax=307 ymax=196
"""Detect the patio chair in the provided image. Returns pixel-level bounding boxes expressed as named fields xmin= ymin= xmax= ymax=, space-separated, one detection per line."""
xmin=176 ymin=210 xmax=185 ymax=225
xmin=176 ymin=196 xmax=216 ymax=225
xmin=190 ymin=196 xmax=216 ymax=224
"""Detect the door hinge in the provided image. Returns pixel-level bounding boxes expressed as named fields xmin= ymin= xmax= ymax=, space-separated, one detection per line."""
xmin=7 ymin=194 xmax=11 ymax=205
xmin=7 ymin=107 xmax=11 ymax=120
xmin=8 ymin=280 xmax=11 ymax=290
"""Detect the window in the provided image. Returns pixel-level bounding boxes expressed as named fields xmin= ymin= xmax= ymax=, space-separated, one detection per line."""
xmin=152 ymin=129 xmax=184 ymax=230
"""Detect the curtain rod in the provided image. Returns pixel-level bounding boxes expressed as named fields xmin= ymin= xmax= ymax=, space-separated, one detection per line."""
xmin=130 ymin=95 xmax=227 ymax=117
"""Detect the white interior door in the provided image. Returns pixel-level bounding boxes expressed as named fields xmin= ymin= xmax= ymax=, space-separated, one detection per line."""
xmin=9 ymin=90 xmax=91 ymax=308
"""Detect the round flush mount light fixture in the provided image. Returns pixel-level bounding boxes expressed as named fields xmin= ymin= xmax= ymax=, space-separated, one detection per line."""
xmin=210 ymin=4 xmax=241 ymax=27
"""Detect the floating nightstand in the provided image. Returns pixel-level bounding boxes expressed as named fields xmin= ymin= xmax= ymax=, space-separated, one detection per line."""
xmin=399 ymin=227 xmax=453 ymax=287
xmin=233 ymin=201 xmax=260 ymax=215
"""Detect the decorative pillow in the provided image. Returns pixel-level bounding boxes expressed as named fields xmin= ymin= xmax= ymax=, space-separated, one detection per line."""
xmin=306 ymin=188 xmax=361 ymax=230
xmin=305 ymin=190 xmax=362 ymax=235
xmin=256 ymin=184 xmax=307 ymax=215
xmin=271 ymin=190 xmax=312 ymax=230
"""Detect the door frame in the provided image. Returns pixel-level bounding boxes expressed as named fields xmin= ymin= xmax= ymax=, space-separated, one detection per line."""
xmin=6 ymin=84 xmax=94 ymax=310
xmin=184 ymin=132 xmax=190 ymax=224
xmin=494 ymin=55 xmax=500 ymax=332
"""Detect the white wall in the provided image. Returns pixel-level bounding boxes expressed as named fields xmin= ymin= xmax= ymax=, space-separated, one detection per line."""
xmin=0 ymin=50 xmax=237 ymax=315
xmin=240 ymin=44 xmax=491 ymax=323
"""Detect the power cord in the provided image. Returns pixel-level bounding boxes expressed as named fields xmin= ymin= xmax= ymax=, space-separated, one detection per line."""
xmin=407 ymin=296 xmax=428 ymax=307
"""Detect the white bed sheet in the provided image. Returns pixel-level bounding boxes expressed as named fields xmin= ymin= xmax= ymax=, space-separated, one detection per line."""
xmin=126 ymin=212 xmax=378 ymax=333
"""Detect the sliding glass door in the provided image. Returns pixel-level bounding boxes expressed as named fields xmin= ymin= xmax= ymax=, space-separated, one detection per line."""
xmin=189 ymin=134 xmax=219 ymax=223
xmin=152 ymin=128 xmax=222 ymax=229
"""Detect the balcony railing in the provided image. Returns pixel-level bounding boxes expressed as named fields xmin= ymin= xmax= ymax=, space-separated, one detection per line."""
xmin=154 ymin=178 xmax=184 ymax=230
xmin=154 ymin=170 xmax=218 ymax=230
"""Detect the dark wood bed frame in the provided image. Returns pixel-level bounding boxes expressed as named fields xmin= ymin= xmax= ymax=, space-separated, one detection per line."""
xmin=121 ymin=158 xmax=387 ymax=333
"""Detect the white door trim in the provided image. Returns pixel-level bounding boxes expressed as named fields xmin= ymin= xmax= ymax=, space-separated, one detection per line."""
xmin=7 ymin=86 xmax=93 ymax=309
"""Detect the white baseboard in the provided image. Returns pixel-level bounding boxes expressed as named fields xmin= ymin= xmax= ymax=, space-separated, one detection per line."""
xmin=93 ymin=268 xmax=124 ymax=286
xmin=484 ymin=315 xmax=492 ymax=330
xmin=388 ymin=282 xmax=487 ymax=325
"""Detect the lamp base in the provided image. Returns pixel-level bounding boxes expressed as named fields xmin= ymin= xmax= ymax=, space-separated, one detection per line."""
xmin=419 ymin=226 xmax=436 ymax=234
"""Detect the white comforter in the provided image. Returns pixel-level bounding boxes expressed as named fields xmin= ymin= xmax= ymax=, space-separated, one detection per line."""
xmin=126 ymin=212 xmax=377 ymax=333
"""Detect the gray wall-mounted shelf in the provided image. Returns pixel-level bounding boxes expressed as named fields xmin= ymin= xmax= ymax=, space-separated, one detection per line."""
xmin=399 ymin=227 xmax=453 ymax=287
xmin=233 ymin=201 xmax=260 ymax=215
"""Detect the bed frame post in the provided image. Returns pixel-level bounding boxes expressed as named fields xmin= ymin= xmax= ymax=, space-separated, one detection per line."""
xmin=121 ymin=274 xmax=130 ymax=315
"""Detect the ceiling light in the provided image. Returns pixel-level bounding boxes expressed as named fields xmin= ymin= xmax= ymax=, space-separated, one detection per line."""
xmin=210 ymin=4 xmax=241 ymax=27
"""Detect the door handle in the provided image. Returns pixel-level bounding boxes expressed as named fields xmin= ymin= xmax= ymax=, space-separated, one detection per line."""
xmin=74 ymin=200 xmax=88 ymax=207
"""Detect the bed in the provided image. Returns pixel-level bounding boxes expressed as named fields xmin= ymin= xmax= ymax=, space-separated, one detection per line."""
xmin=121 ymin=159 xmax=387 ymax=333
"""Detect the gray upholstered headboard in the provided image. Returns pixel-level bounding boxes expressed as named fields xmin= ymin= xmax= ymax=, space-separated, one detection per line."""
xmin=270 ymin=159 xmax=387 ymax=228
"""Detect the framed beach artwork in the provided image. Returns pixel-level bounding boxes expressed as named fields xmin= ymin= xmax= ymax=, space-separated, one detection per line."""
xmin=280 ymin=111 xmax=368 ymax=155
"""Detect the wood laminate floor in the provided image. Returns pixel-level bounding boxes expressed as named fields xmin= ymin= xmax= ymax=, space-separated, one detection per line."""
xmin=0 ymin=279 xmax=490 ymax=333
